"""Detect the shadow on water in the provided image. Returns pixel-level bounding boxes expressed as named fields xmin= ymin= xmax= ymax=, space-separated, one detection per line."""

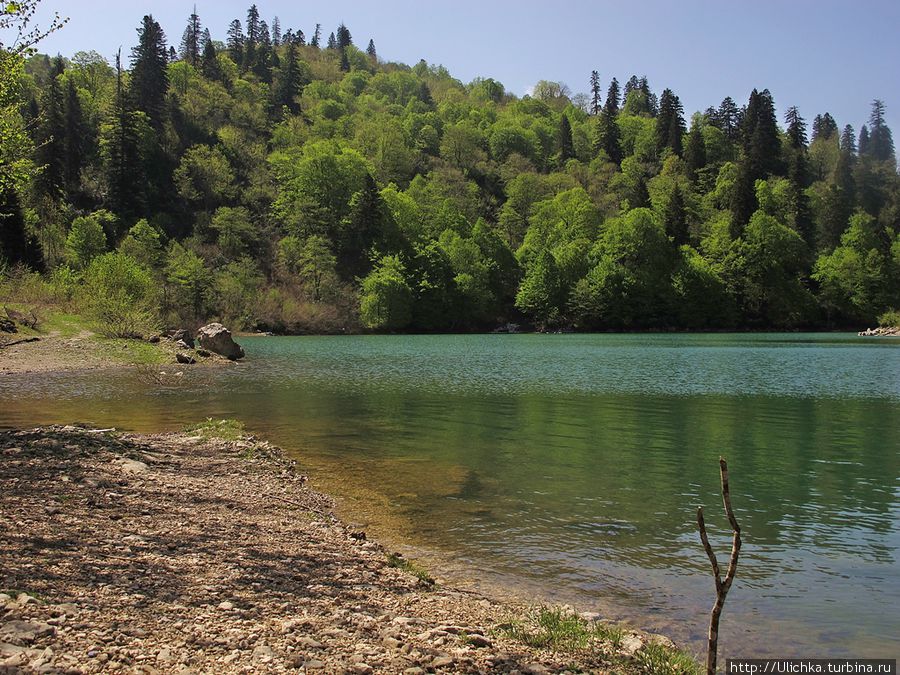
xmin=1 ymin=333 xmax=898 ymax=657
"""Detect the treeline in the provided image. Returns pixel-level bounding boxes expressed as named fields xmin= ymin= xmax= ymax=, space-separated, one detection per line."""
xmin=1 ymin=3 xmax=899 ymax=334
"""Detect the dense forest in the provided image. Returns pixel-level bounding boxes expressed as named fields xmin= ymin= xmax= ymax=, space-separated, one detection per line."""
xmin=1 ymin=4 xmax=899 ymax=334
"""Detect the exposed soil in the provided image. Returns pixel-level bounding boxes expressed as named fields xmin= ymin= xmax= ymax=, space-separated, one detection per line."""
xmin=0 ymin=426 xmax=679 ymax=674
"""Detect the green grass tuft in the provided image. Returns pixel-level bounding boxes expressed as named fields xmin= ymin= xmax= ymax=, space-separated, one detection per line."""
xmin=183 ymin=418 xmax=247 ymax=441
xmin=386 ymin=552 xmax=435 ymax=586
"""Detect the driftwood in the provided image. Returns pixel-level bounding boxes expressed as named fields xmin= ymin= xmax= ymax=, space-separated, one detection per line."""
xmin=0 ymin=336 xmax=40 ymax=348
xmin=696 ymin=457 xmax=741 ymax=675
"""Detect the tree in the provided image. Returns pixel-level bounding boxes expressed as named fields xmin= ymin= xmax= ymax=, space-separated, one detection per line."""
xmin=226 ymin=19 xmax=244 ymax=65
xmin=129 ymin=15 xmax=169 ymax=131
xmin=339 ymin=48 xmax=350 ymax=73
xmin=366 ymin=39 xmax=377 ymax=61
xmin=360 ymin=254 xmax=412 ymax=330
xmin=180 ymin=7 xmax=202 ymax=67
xmin=858 ymin=125 xmax=870 ymax=156
xmin=594 ymin=78 xmax=622 ymax=163
xmin=200 ymin=33 xmax=221 ymax=81
xmin=716 ymin=96 xmax=740 ymax=140
xmin=589 ymin=70 xmax=601 ymax=115
xmin=34 ymin=56 xmax=66 ymax=196
xmin=336 ymin=23 xmax=352 ymax=49
xmin=84 ymin=252 xmax=158 ymax=336
xmin=165 ymin=242 xmax=214 ymax=321
xmin=66 ymin=213 xmax=108 ymax=269
xmin=557 ymin=114 xmax=574 ymax=164
xmin=119 ymin=219 xmax=163 ymax=269
xmin=326 ymin=32 xmax=336 ymax=50
xmin=656 ymin=88 xmax=685 ymax=156
xmin=811 ymin=112 xmax=837 ymax=141
xmin=310 ymin=24 xmax=321 ymax=48
xmin=288 ymin=235 xmax=337 ymax=301
xmin=865 ymin=99 xmax=895 ymax=163
xmin=63 ymin=78 xmax=87 ymax=196
xmin=515 ymin=249 xmax=563 ymax=328
xmin=271 ymin=17 xmax=281 ymax=46
xmin=785 ymin=106 xmax=807 ymax=149
xmin=684 ymin=118 xmax=707 ymax=183
xmin=173 ymin=145 xmax=236 ymax=211
xmin=664 ymin=183 xmax=689 ymax=246
xmin=274 ymin=41 xmax=302 ymax=112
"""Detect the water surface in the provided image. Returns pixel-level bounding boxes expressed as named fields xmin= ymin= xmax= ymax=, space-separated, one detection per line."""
xmin=2 ymin=333 xmax=898 ymax=658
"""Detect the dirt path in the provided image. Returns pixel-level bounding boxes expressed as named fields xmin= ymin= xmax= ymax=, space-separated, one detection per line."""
xmin=0 ymin=426 xmax=686 ymax=674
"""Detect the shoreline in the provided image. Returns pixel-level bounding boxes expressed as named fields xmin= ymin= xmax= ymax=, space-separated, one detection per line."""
xmin=0 ymin=424 xmax=692 ymax=674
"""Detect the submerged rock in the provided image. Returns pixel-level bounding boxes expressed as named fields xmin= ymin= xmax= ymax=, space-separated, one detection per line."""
xmin=196 ymin=323 xmax=244 ymax=361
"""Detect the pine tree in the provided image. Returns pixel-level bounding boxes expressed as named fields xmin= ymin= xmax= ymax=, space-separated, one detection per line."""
xmin=684 ymin=118 xmax=706 ymax=183
xmin=656 ymin=88 xmax=685 ymax=155
xmin=168 ymin=46 xmax=176 ymax=63
xmin=244 ymin=5 xmax=261 ymax=70
xmin=785 ymin=106 xmax=807 ymax=149
xmin=0 ymin=187 xmax=43 ymax=269
xmin=64 ymin=78 xmax=87 ymax=197
xmin=840 ymin=124 xmax=856 ymax=154
xmin=275 ymin=42 xmax=302 ymax=113
xmin=858 ymin=125 xmax=870 ymax=156
xmin=639 ymin=76 xmax=657 ymax=115
xmin=366 ymin=39 xmax=377 ymax=60
xmin=294 ymin=29 xmax=305 ymax=46
xmin=811 ymin=112 xmax=837 ymax=141
xmin=129 ymin=15 xmax=169 ymax=131
xmin=272 ymin=16 xmax=281 ymax=46
xmin=589 ymin=70 xmax=601 ymax=115
xmin=105 ymin=50 xmax=147 ymax=220
xmin=716 ymin=96 xmax=740 ymax=140
xmin=605 ymin=77 xmax=620 ymax=113
xmin=327 ymin=32 xmax=337 ymax=50
xmin=339 ymin=48 xmax=350 ymax=72
xmin=336 ymin=23 xmax=352 ymax=49
xmin=557 ymin=114 xmax=574 ymax=164
xmin=311 ymin=24 xmax=321 ymax=48
xmin=664 ymin=184 xmax=688 ymax=246
xmin=201 ymin=34 xmax=221 ymax=81
xmin=594 ymin=78 xmax=622 ymax=163
xmin=731 ymin=89 xmax=783 ymax=232
xmin=35 ymin=56 xmax=66 ymax=196
xmin=866 ymin=99 xmax=895 ymax=163
xmin=227 ymin=19 xmax=244 ymax=65
xmin=252 ymin=20 xmax=272 ymax=82
xmin=180 ymin=7 xmax=201 ymax=67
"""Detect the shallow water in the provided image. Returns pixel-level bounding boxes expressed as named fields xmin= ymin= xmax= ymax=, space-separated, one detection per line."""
xmin=2 ymin=333 xmax=898 ymax=658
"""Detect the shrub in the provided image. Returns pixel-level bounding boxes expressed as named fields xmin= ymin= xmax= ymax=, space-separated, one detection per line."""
xmin=65 ymin=214 xmax=108 ymax=270
xmin=878 ymin=309 xmax=900 ymax=327
xmin=82 ymin=252 xmax=158 ymax=337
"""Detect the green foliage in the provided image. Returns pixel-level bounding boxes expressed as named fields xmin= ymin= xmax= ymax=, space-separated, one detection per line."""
xmin=184 ymin=418 xmax=246 ymax=441
xmin=82 ymin=252 xmax=158 ymax=337
xmin=118 ymin=219 xmax=163 ymax=269
xmin=164 ymin=242 xmax=213 ymax=322
xmin=359 ymin=254 xmax=412 ymax=330
xmin=65 ymin=213 xmax=108 ymax=270
xmin=878 ymin=309 xmax=900 ymax=327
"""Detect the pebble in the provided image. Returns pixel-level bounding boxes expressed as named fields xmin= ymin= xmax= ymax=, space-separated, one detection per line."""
xmin=217 ymin=601 xmax=234 ymax=611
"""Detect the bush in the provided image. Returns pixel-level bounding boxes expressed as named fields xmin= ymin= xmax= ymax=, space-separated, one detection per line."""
xmin=878 ymin=309 xmax=900 ymax=327
xmin=83 ymin=252 xmax=158 ymax=337
xmin=65 ymin=214 xmax=109 ymax=270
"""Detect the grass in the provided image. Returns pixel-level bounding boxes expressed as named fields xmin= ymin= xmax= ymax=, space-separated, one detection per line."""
xmin=385 ymin=552 xmax=435 ymax=587
xmin=497 ymin=606 xmax=699 ymax=674
xmin=183 ymin=418 xmax=247 ymax=441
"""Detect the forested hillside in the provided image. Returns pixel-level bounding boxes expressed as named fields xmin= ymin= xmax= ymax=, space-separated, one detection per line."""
xmin=2 ymin=4 xmax=899 ymax=334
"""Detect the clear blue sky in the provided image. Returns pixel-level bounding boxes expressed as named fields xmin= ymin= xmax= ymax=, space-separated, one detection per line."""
xmin=22 ymin=0 xmax=900 ymax=140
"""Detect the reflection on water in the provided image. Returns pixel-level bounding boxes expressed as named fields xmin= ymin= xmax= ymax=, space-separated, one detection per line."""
xmin=1 ymin=333 xmax=898 ymax=658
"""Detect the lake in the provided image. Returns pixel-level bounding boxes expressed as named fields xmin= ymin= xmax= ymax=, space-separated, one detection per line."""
xmin=2 ymin=333 xmax=898 ymax=659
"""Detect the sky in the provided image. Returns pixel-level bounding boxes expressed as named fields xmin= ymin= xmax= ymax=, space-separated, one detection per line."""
xmin=16 ymin=0 xmax=900 ymax=140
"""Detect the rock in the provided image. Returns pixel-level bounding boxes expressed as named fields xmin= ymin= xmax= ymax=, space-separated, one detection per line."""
xmin=196 ymin=323 xmax=244 ymax=361
xmin=217 ymin=601 xmax=234 ymax=611
xmin=175 ymin=352 xmax=196 ymax=365
xmin=175 ymin=340 xmax=191 ymax=350
xmin=350 ymin=664 xmax=373 ymax=675
xmin=620 ymin=634 xmax=644 ymax=656
xmin=147 ymin=335 xmax=161 ymax=343
xmin=466 ymin=634 xmax=491 ymax=648
xmin=523 ymin=664 xmax=550 ymax=675
xmin=304 ymin=659 xmax=326 ymax=669
xmin=403 ymin=669 xmax=425 ymax=675
xmin=430 ymin=655 xmax=455 ymax=669
xmin=296 ymin=637 xmax=323 ymax=650
xmin=252 ymin=645 xmax=275 ymax=662
xmin=0 ymin=620 xmax=54 ymax=644
xmin=647 ymin=633 xmax=677 ymax=650
xmin=196 ymin=348 xmax=211 ymax=357
xmin=156 ymin=647 xmax=174 ymax=663
xmin=116 ymin=458 xmax=148 ymax=474
xmin=169 ymin=329 xmax=194 ymax=348
xmin=0 ymin=318 xmax=16 ymax=333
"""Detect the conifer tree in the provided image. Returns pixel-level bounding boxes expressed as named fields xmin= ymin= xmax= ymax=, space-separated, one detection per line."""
xmin=339 ymin=48 xmax=350 ymax=73
xmin=811 ymin=112 xmax=837 ymax=141
xmin=785 ymin=107 xmax=813 ymax=246
xmin=294 ymin=29 xmax=306 ymax=46
xmin=557 ymin=114 xmax=574 ymax=164
xmin=684 ymin=118 xmax=706 ymax=183
xmin=35 ymin=56 xmax=66 ymax=196
xmin=594 ymin=78 xmax=622 ymax=164
xmin=866 ymin=99 xmax=895 ymax=163
xmin=858 ymin=125 xmax=869 ymax=156
xmin=731 ymin=89 xmax=782 ymax=232
xmin=664 ymin=184 xmax=689 ymax=246
xmin=656 ymin=88 xmax=685 ymax=155
xmin=105 ymin=50 xmax=146 ymax=220
xmin=840 ymin=125 xmax=856 ymax=154
xmin=366 ymin=39 xmax=377 ymax=60
xmin=716 ymin=96 xmax=740 ymax=140
xmin=201 ymin=34 xmax=220 ymax=81
xmin=274 ymin=41 xmax=302 ymax=113
xmin=327 ymin=32 xmax=337 ymax=50
xmin=180 ymin=7 xmax=201 ymax=67
xmin=337 ymin=23 xmax=352 ymax=49
xmin=227 ymin=19 xmax=244 ymax=65
xmin=64 ymin=78 xmax=88 ymax=196
xmin=589 ymin=70 xmax=601 ymax=115
xmin=272 ymin=16 xmax=281 ymax=46
xmin=252 ymin=20 xmax=272 ymax=82
xmin=311 ymin=24 xmax=321 ymax=48
xmin=605 ymin=77 xmax=620 ymax=113
xmin=785 ymin=106 xmax=807 ymax=149
xmin=129 ymin=15 xmax=169 ymax=131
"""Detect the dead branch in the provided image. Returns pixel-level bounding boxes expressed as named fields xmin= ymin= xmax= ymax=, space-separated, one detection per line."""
xmin=697 ymin=457 xmax=742 ymax=675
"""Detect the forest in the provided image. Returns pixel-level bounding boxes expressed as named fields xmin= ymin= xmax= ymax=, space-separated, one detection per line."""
xmin=1 ymin=3 xmax=899 ymax=335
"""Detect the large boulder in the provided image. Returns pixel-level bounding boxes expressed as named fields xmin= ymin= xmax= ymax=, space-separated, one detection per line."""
xmin=196 ymin=323 xmax=244 ymax=360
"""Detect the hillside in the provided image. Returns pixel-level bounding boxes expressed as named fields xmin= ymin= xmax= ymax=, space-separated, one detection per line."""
xmin=2 ymin=3 xmax=899 ymax=334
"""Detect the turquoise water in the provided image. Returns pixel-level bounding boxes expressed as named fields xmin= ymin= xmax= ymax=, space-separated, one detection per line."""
xmin=2 ymin=333 xmax=898 ymax=658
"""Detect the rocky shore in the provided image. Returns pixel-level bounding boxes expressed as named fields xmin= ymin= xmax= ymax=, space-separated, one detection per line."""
xmin=857 ymin=326 xmax=900 ymax=337
xmin=0 ymin=426 xmax=691 ymax=674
